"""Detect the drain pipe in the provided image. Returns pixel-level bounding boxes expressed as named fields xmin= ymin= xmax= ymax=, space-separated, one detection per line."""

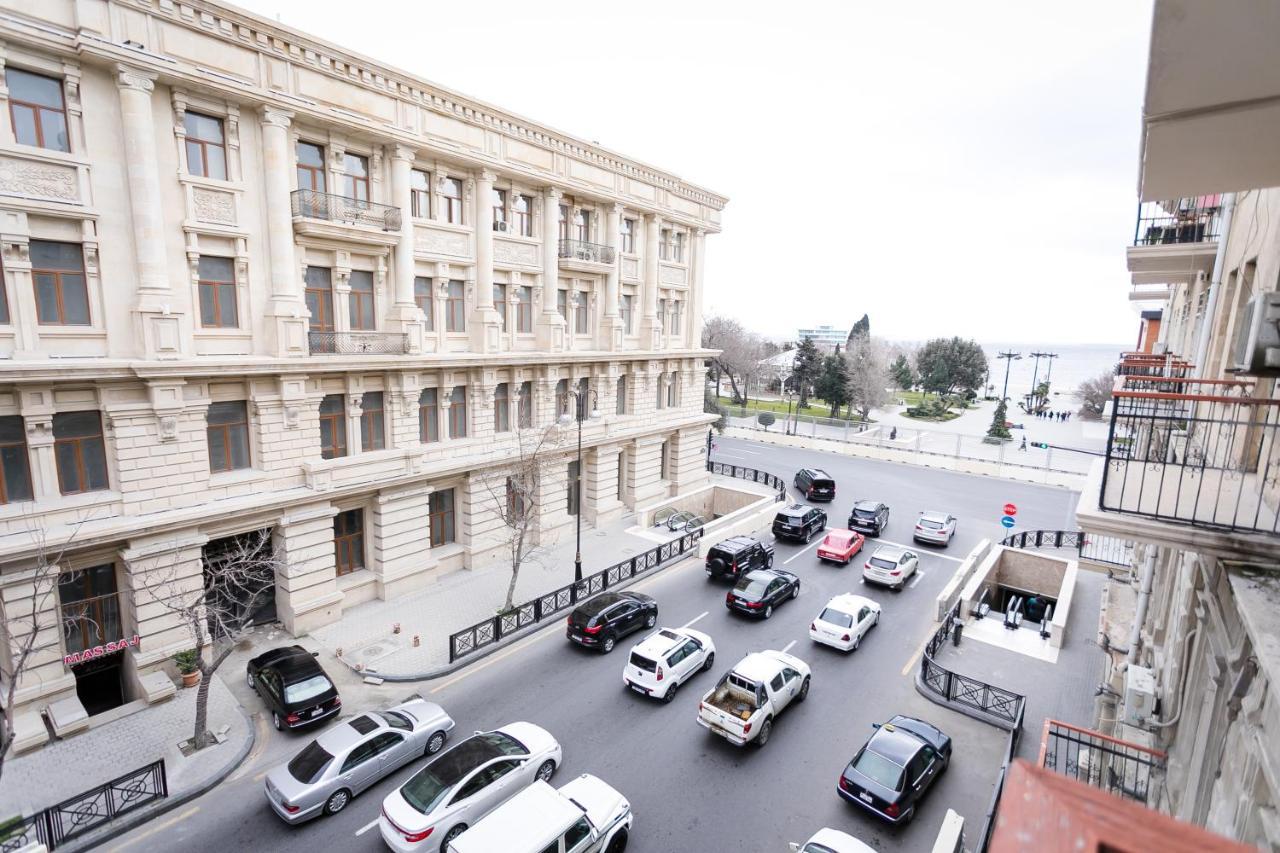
xmin=1150 ymin=627 xmax=1199 ymax=729
xmin=1192 ymin=192 xmax=1237 ymax=377
xmin=1128 ymin=549 xmax=1157 ymax=665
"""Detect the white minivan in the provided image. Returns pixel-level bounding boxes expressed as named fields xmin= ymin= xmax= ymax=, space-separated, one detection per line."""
xmin=446 ymin=774 xmax=632 ymax=853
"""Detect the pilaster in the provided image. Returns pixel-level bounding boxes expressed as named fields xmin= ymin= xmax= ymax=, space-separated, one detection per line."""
xmin=600 ymin=203 xmax=624 ymax=350
xmin=389 ymin=144 xmax=425 ymax=353
xmin=470 ymin=169 xmax=502 ymax=352
xmin=539 ymin=187 xmax=566 ymax=351
xmin=273 ymin=503 xmax=344 ymax=635
xmin=640 ymin=213 xmax=662 ymax=350
xmin=260 ymin=106 xmax=309 ymax=357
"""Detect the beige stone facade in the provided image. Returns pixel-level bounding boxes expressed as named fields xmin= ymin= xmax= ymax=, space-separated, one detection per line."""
xmin=0 ymin=0 xmax=724 ymax=745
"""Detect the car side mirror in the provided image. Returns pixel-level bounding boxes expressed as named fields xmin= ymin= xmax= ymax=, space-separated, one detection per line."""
xmin=871 ymin=722 xmax=881 ymax=729
xmin=789 ymin=845 xmax=801 ymax=852
xmin=312 ymin=651 xmax=320 ymax=657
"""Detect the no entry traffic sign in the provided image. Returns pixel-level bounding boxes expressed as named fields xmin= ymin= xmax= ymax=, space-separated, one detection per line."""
xmin=1003 ymin=503 xmax=1017 ymax=516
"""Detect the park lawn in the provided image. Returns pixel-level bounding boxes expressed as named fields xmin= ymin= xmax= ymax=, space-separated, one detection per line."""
xmin=715 ymin=395 xmax=836 ymax=416
xmin=895 ymin=389 xmax=980 ymax=410
xmin=902 ymin=409 xmax=961 ymax=423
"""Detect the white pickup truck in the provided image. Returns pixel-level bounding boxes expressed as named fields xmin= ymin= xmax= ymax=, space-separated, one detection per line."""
xmin=696 ymin=650 xmax=811 ymax=747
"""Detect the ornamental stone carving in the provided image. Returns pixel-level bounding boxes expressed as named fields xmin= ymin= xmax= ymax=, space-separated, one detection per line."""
xmin=493 ymin=238 xmax=539 ymax=267
xmin=0 ymin=158 xmax=78 ymax=202
xmin=416 ymin=227 xmax=470 ymax=257
xmin=192 ymin=187 xmax=236 ymax=224
xmin=660 ymin=264 xmax=687 ymax=286
xmin=621 ymin=257 xmax=640 ymax=280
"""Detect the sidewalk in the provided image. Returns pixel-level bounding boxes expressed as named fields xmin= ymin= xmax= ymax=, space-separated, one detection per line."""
xmin=311 ymin=511 xmax=688 ymax=678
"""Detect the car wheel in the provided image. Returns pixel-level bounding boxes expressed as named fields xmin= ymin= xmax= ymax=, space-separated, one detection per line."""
xmin=765 ymin=554 xmax=774 ymax=569
xmin=805 ymin=526 xmax=814 ymax=543
xmin=601 ymin=635 xmax=615 ymax=654
xmin=901 ymin=805 xmax=916 ymax=825
xmin=604 ymin=829 xmax=629 ymax=853
xmin=271 ymin=711 xmax=283 ymax=732
xmin=763 ymin=604 xmax=773 ymax=619
xmin=874 ymin=611 xmax=880 ymax=627
xmin=662 ymin=682 xmax=678 ymax=704
xmin=797 ymin=676 xmax=810 ymax=702
xmin=755 ymin=718 xmax=773 ymax=747
xmin=702 ymin=651 xmax=715 ymax=672
xmin=443 ymin=824 xmax=468 ymax=845
xmin=323 ymin=788 xmax=352 ymax=816
xmin=790 ymin=583 xmax=800 ymax=599
xmin=536 ymin=759 xmax=556 ymax=782
xmin=644 ymin=611 xmax=657 ymax=629
xmin=851 ymin=633 xmax=860 ymax=652
xmin=425 ymin=730 xmax=447 ymax=756
xmin=245 ymin=672 xmax=256 ymax=692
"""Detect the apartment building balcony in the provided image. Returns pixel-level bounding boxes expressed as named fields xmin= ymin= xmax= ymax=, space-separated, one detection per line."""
xmin=307 ymin=330 xmax=410 ymax=355
xmin=1126 ymin=197 xmax=1221 ymax=286
xmin=1115 ymin=351 xmax=1194 ymax=380
xmin=558 ymin=239 xmax=616 ymax=272
xmin=291 ymin=189 xmax=402 ymax=245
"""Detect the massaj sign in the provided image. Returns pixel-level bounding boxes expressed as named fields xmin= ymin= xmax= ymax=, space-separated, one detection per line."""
xmin=64 ymin=634 xmax=140 ymax=666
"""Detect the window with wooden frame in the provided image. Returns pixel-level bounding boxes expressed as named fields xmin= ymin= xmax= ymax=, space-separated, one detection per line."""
xmin=318 ymin=394 xmax=347 ymax=460
xmin=333 ymin=509 xmax=365 ymax=576
xmin=557 ymin=289 xmax=568 ymax=322
xmin=59 ymin=564 xmax=122 ymax=655
xmin=493 ymin=284 xmax=507 ymax=332
xmin=515 ymin=286 xmax=532 ymax=333
xmin=0 ymin=415 xmax=33 ymax=503
xmin=573 ymin=291 xmax=589 ymax=334
xmin=305 ymin=267 xmax=334 ymax=332
xmin=493 ymin=383 xmax=510 ymax=433
xmin=359 ymin=391 xmax=385 ymax=452
xmin=414 ymin=276 xmax=434 ymax=330
xmin=616 ymin=375 xmax=627 ymax=415
xmin=445 ymin=280 xmax=465 ymax=332
xmin=447 ymin=387 xmax=467 ymax=439
xmin=492 ymin=189 xmax=507 ymax=230
xmin=659 ymin=228 xmax=672 ymax=261
xmin=672 ymin=231 xmax=686 ymax=263
xmin=670 ymin=301 xmax=683 ymax=335
xmin=656 ymin=374 xmax=665 ymax=410
xmin=197 ymin=256 xmax=238 ymax=328
xmin=410 ymin=169 xmax=431 ymax=218
xmin=441 ymin=177 xmax=463 ymax=224
xmin=517 ymin=381 xmax=532 ymax=428
xmin=184 ymin=111 xmax=227 ymax=180
xmin=621 ymin=294 xmax=634 ymax=334
xmin=52 ymin=411 xmax=108 ymax=495
xmin=555 ymin=379 xmax=570 ymax=419
xmin=418 ymin=388 xmax=439 ymax=443
xmin=207 ymin=401 xmax=250 ymax=473
xmin=620 ymin=218 xmax=636 ymax=254
xmin=514 ymin=194 xmax=532 ymax=237
xmin=668 ymin=371 xmax=679 ymax=408
xmin=558 ymin=204 xmax=570 ymax=240
xmin=6 ymin=68 xmax=69 ymax=152
xmin=574 ymin=209 xmax=590 ymax=242
xmin=342 ymin=152 xmax=370 ymax=203
xmin=429 ymin=488 xmax=455 ymax=546
xmin=348 ymin=270 xmax=375 ymax=331
xmin=296 ymin=141 xmax=326 ymax=193
xmin=31 ymin=240 xmax=89 ymax=326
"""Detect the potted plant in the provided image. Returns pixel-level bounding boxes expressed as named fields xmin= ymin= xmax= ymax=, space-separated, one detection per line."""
xmin=173 ymin=649 xmax=201 ymax=688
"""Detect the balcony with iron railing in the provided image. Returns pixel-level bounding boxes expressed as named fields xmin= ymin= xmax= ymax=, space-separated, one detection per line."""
xmin=1126 ymin=196 xmax=1223 ymax=285
xmin=308 ymin=330 xmax=409 ymax=355
xmin=1039 ymin=719 xmax=1166 ymax=808
xmin=291 ymin=189 xmax=402 ymax=232
xmin=1115 ymin=351 xmax=1195 ymax=380
xmin=557 ymin=239 xmax=616 ymax=267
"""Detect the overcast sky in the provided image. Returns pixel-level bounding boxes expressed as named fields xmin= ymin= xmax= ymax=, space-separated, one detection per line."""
xmin=244 ymin=0 xmax=1152 ymax=346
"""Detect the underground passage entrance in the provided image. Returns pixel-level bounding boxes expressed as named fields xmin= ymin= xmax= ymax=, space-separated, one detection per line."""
xmin=989 ymin=583 xmax=1058 ymax=626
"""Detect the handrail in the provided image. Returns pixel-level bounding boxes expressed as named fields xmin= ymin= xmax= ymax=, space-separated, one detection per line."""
xmin=1037 ymin=718 xmax=1167 ymax=762
xmin=706 ymin=459 xmax=788 ymax=503
xmin=8 ymin=758 xmax=168 ymax=849
xmin=291 ymin=188 xmax=402 ymax=231
xmin=557 ymin=239 xmax=617 ymax=264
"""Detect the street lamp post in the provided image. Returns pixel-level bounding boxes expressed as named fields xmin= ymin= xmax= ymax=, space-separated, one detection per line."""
xmin=784 ymin=391 xmax=795 ymax=436
xmin=1029 ymin=351 xmax=1054 ymax=411
xmin=997 ymin=351 xmax=1021 ymax=402
xmin=1043 ymin=352 xmax=1059 ymax=385
xmin=560 ymin=387 xmax=600 ymax=584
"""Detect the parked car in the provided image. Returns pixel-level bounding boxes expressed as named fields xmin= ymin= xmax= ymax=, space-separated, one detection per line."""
xmin=809 ymin=593 xmax=881 ymax=652
xmin=378 ymin=722 xmax=562 ymax=852
xmin=566 ymin=591 xmax=658 ymax=654
xmin=772 ymin=503 xmax=827 ymax=543
xmin=726 ymin=568 xmax=801 ymax=619
xmin=793 ymin=468 xmax=836 ymax=501
xmin=263 ymin=698 xmax=455 ymax=823
xmin=861 ymin=546 xmax=920 ymax=592
xmin=246 ymin=645 xmax=341 ymax=731
xmin=913 ymin=511 xmax=957 ymax=546
xmin=623 ymin=627 xmax=716 ymax=703
xmin=446 ymin=774 xmax=632 ymax=853
xmin=696 ymin=650 xmax=811 ymax=747
xmin=788 ymin=828 xmax=876 ymax=853
xmin=705 ymin=535 xmax=774 ymax=582
xmin=847 ymin=501 xmax=890 ymax=537
xmin=816 ymin=529 xmax=866 ymax=565
xmin=837 ymin=716 xmax=952 ymax=825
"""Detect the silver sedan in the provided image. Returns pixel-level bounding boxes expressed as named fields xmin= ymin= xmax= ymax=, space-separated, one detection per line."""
xmin=264 ymin=697 xmax=455 ymax=823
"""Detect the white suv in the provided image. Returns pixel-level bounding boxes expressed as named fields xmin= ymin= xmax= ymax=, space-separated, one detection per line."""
xmin=862 ymin=545 xmax=920 ymax=591
xmin=447 ymin=774 xmax=632 ymax=853
xmin=913 ymin=511 xmax=957 ymax=546
xmin=623 ymin=627 xmax=716 ymax=703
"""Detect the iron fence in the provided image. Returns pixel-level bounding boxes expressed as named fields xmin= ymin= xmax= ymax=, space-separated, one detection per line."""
xmin=976 ymin=720 xmax=1022 ymax=853
xmin=706 ymin=460 xmax=787 ymax=502
xmin=1115 ymin=352 xmax=1193 ymax=380
xmin=4 ymin=759 xmax=168 ymax=850
xmin=291 ymin=188 xmax=402 ymax=231
xmin=1132 ymin=196 xmax=1222 ymax=246
xmin=308 ymin=330 xmax=410 ymax=355
xmin=1039 ymin=719 xmax=1166 ymax=808
xmin=557 ymin=239 xmax=616 ymax=265
xmin=449 ymin=529 xmax=702 ymax=662
xmin=920 ymin=603 xmax=1026 ymax=728
xmin=0 ymin=815 xmax=42 ymax=853
xmin=999 ymin=529 xmax=1134 ymax=569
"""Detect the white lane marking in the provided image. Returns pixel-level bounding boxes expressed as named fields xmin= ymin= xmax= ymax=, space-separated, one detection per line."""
xmin=876 ymin=538 xmax=964 ymax=562
xmin=781 ymin=640 xmax=797 ymax=653
xmin=682 ymin=611 xmax=709 ymax=628
xmin=356 ymin=819 xmax=379 ymax=836
xmin=783 ymin=539 xmax=821 ymax=564
xmin=910 ymin=571 xmax=927 ymax=588
xmin=724 ymin=447 xmax=760 ymax=455
xmin=715 ymin=453 xmax=747 ymax=460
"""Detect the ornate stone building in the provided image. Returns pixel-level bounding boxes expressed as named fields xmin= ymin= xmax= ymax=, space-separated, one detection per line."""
xmin=0 ymin=0 xmax=724 ymax=746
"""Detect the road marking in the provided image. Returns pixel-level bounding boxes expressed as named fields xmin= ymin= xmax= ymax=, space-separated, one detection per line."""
xmin=109 ymin=806 xmax=200 ymax=851
xmin=781 ymin=640 xmax=797 ymax=653
xmin=682 ymin=611 xmax=708 ymax=628
xmin=783 ymin=539 xmax=821 ymax=564
xmin=910 ymin=571 xmax=927 ymax=589
xmin=901 ymin=631 xmax=934 ymax=677
xmin=716 ymin=453 xmax=747 ymax=460
xmin=723 ymin=447 xmax=760 ymax=455
xmin=877 ymin=538 xmax=965 ymax=562
xmin=356 ymin=819 xmax=379 ymax=836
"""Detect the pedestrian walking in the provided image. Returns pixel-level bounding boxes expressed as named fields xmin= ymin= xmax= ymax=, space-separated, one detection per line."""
xmin=890 ymin=426 xmax=898 ymax=440
xmin=1019 ymin=436 xmax=1027 ymax=451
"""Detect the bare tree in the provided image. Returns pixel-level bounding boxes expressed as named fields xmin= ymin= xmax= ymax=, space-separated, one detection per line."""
xmin=1077 ymin=370 xmax=1117 ymax=420
xmin=702 ymin=315 xmax=769 ymax=405
xmin=845 ymin=336 xmax=892 ymax=422
xmin=133 ymin=528 xmax=280 ymax=751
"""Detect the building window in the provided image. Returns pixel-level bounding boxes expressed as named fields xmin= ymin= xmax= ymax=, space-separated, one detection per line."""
xmin=658 ymin=298 xmax=667 ymax=335
xmin=556 ymin=289 xmax=568 ymax=322
xmin=318 ymin=394 xmax=347 ymax=460
xmin=493 ymin=284 xmax=507 ymax=332
xmin=514 ymin=194 xmax=532 ymax=237
xmin=566 ymin=460 xmax=580 ymax=516
xmin=494 ymin=383 xmax=510 ymax=433
xmin=574 ymin=209 xmax=590 ymax=242
xmin=0 ymin=257 xmax=9 ymax=325
xmin=620 ymin=218 xmax=635 ymax=254
xmin=342 ymin=152 xmax=370 ymax=202
xmin=516 ymin=286 xmax=532 ymax=333
xmin=445 ymin=280 xmax=465 ymax=332
xmin=360 ymin=392 xmax=385 ymax=452
xmin=296 ymin=141 xmax=326 ymax=193
xmin=621 ymin=294 xmax=634 ymax=335
xmin=447 ymin=387 xmax=467 ymax=439
xmin=59 ymin=565 xmax=121 ymax=656
xmin=0 ymin=416 xmax=32 ymax=504
xmin=668 ymin=371 xmax=679 ymax=408
xmin=414 ymin=276 xmax=434 ymax=330
xmin=617 ymin=450 xmax=626 ymax=501
xmin=197 ymin=256 xmax=237 ymax=329
xmin=555 ymin=378 xmax=570 ymax=419
xmin=505 ymin=476 xmax=528 ymax=521
xmin=492 ymin=189 xmax=507 ymax=230
xmin=333 ymin=509 xmax=365 ymax=576
xmin=517 ymin=381 xmax=532 ymax=428
xmin=616 ymin=375 xmax=627 ymax=415
xmin=441 ymin=177 xmax=463 ymax=224
xmin=576 ymin=378 xmax=590 ymax=420
xmin=305 ymin=267 xmax=334 ymax=332
xmin=660 ymin=440 xmax=671 ymax=480
xmin=207 ymin=401 xmax=250 ymax=473
xmin=659 ymin=228 xmax=672 ymax=261
xmin=670 ymin=301 xmax=683 ymax=335
xmin=7 ymin=68 xmax=69 ymax=152
xmin=429 ymin=489 xmax=455 ymax=546
xmin=419 ymin=388 xmax=439 ymax=443
xmin=574 ymin=291 xmax=589 ymax=335
xmin=31 ymin=240 xmax=89 ymax=326
xmin=410 ymin=169 xmax=431 ymax=218
xmin=656 ymin=375 xmax=665 ymax=410
xmin=53 ymin=411 xmax=108 ymax=495
xmin=184 ymin=111 xmax=227 ymax=180
xmin=672 ymin=231 xmax=686 ymax=263
xmin=348 ymin=270 xmax=375 ymax=331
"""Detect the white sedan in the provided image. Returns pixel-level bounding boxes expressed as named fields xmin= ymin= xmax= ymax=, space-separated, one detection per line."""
xmin=914 ymin=511 xmax=957 ymax=546
xmin=809 ymin=593 xmax=881 ymax=652
xmin=789 ymin=827 xmax=876 ymax=853
xmin=623 ymin=627 xmax=716 ymax=703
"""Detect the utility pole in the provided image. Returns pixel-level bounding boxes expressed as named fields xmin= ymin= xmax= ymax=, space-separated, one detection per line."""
xmin=1029 ymin=351 xmax=1051 ymax=410
xmin=997 ymin=351 xmax=1021 ymax=402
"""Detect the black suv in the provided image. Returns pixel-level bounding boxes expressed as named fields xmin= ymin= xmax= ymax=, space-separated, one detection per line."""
xmin=772 ymin=504 xmax=827 ymax=543
xmin=848 ymin=500 xmax=890 ymax=536
xmin=705 ymin=536 xmax=774 ymax=581
xmin=838 ymin=716 xmax=952 ymax=825
xmin=794 ymin=468 xmax=836 ymax=501
xmin=566 ymin=591 xmax=658 ymax=654
xmin=247 ymin=645 xmax=341 ymax=731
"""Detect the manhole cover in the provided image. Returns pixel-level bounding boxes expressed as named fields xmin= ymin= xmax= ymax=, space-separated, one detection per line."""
xmin=346 ymin=636 xmax=403 ymax=666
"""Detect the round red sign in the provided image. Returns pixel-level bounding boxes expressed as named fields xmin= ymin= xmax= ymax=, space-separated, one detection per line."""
xmin=1003 ymin=503 xmax=1017 ymax=516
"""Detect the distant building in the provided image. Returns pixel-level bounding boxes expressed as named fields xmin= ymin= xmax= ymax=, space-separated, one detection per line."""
xmin=796 ymin=325 xmax=846 ymax=352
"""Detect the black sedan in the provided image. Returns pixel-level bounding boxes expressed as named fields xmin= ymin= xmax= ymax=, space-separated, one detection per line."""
xmin=725 ymin=569 xmax=800 ymax=619
xmin=566 ymin=590 xmax=658 ymax=654
xmin=247 ymin=645 xmax=341 ymax=731
xmin=837 ymin=715 xmax=951 ymax=824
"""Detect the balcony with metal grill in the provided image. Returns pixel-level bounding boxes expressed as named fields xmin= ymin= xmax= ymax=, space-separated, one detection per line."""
xmin=1114 ymin=351 xmax=1194 ymax=380
xmin=308 ymin=330 xmax=409 ymax=356
xmin=291 ymin=190 xmax=402 ymax=245
xmin=1126 ymin=196 xmax=1223 ymax=287
xmin=557 ymin=239 xmax=616 ymax=271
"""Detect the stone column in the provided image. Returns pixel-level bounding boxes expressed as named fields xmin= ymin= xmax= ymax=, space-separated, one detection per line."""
xmin=640 ymin=214 xmax=662 ymax=350
xmin=469 ymin=170 xmax=501 ymax=352
xmin=117 ymin=66 xmax=185 ymax=360
xmin=601 ymin=203 xmax=624 ymax=351
xmin=689 ymin=228 xmax=707 ymax=347
xmin=260 ymin=106 xmax=308 ymax=356
xmin=389 ymin=145 xmax=424 ymax=353
xmin=274 ymin=503 xmax=344 ymax=635
xmin=539 ymin=187 xmax=566 ymax=350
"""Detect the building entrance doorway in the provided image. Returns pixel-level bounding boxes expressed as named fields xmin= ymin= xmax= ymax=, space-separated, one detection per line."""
xmin=71 ymin=652 xmax=126 ymax=715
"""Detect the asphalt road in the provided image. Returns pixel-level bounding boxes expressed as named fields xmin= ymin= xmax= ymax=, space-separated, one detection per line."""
xmin=107 ymin=437 xmax=1079 ymax=853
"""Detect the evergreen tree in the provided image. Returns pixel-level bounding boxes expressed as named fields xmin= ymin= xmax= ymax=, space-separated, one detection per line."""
xmin=814 ymin=354 xmax=852 ymax=418
xmin=789 ymin=338 xmax=823 ymax=408
xmin=889 ymin=353 xmax=915 ymax=390
xmin=847 ymin=314 xmax=870 ymax=346
xmin=987 ymin=398 xmax=1012 ymax=439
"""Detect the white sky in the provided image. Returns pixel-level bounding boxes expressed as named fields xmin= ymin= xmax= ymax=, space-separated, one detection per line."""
xmin=242 ymin=0 xmax=1153 ymax=346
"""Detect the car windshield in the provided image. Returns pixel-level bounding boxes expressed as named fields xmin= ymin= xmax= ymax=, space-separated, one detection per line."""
xmin=283 ymin=674 xmax=332 ymax=705
xmin=853 ymin=747 xmax=905 ymax=791
xmin=919 ymin=519 xmax=944 ymax=529
xmin=629 ymin=652 xmax=657 ymax=673
xmin=824 ymin=534 xmax=851 ymax=547
xmin=853 ymin=508 xmax=878 ymax=518
xmin=287 ymin=740 xmax=333 ymax=784
xmin=818 ymin=607 xmax=854 ymax=628
xmin=400 ymin=733 xmax=528 ymax=814
xmin=869 ymin=556 xmax=898 ymax=570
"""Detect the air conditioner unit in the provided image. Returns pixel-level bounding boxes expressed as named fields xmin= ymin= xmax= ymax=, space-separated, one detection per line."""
xmin=1122 ymin=665 xmax=1157 ymax=727
xmin=494 ymin=221 xmax=509 ymax=233
xmin=1228 ymin=292 xmax=1280 ymax=376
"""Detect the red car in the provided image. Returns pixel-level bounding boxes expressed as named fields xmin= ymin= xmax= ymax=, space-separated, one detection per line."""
xmin=816 ymin=529 xmax=866 ymax=565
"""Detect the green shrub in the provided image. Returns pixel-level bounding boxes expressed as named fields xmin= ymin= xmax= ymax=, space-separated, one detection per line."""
xmin=757 ymin=412 xmax=776 ymax=430
xmin=173 ymin=649 xmax=200 ymax=674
